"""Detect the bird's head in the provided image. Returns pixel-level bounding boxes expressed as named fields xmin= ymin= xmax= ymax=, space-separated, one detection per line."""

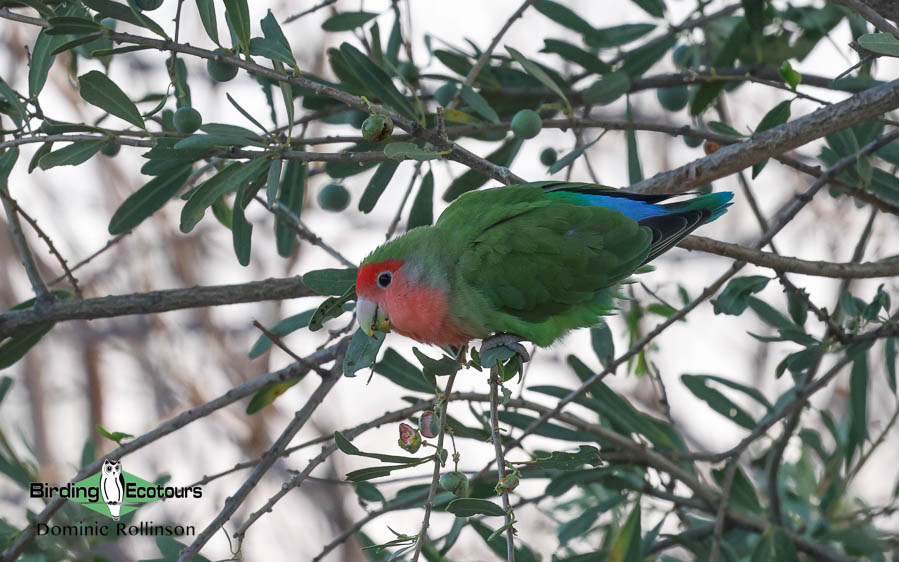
xmin=355 ymin=258 xmax=405 ymax=337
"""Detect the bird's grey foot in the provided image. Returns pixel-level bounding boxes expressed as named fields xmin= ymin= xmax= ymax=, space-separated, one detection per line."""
xmin=479 ymin=333 xmax=530 ymax=364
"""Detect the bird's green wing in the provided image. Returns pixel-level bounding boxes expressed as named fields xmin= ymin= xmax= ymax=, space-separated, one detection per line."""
xmin=451 ymin=186 xmax=651 ymax=343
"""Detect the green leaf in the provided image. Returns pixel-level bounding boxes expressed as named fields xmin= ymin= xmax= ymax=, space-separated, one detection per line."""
xmin=359 ymin=160 xmax=400 ymax=213
xmin=354 ymin=481 xmax=385 ymax=504
xmin=548 ymin=134 xmax=600 ymax=174
xmin=541 ymin=39 xmax=610 ymax=75
xmin=78 ymin=70 xmax=145 ymax=129
xmin=232 ymin=187 xmax=252 ymax=266
xmin=195 ymin=0 xmax=219 ymax=44
xmin=38 ymin=140 xmax=106 ymax=170
xmin=45 ymin=16 xmax=104 ymax=35
xmin=247 ymin=379 xmax=300 ymax=414
xmin=500 ymin=410 xmax=596 ymax=442
xmin=344 ymin=329 xmax=386 ymax=377
xmin=525 ymin=445 xmax=602 ymax=470
xmin=886 ymin=338 xmax=896 ymax=393
xmin=506 ymin=46 xmax=569 ymax=109
xmin=83 ymin=0 xmax=166 ymax=37
xmin=586 ymin=24 xmax=655 ymax=48
xmin=690 ymin=21 xmax=750 ymax=115
xmin=275 ymin=159 xmax=307 ymax=257
xmin=180 ymin=158 xmax=269 ymax=233
xmin=334 ymin=431 xmax=431 ymax=464
xmin=339 ymin=42 xmax=417 ymax=120
xmin=412 ymin=348 xmax=458 ymax=378
xmin=631 ymin=0 xmax=664 ymax=18
xmin=681 ymin=374 xmax=757 ymax=429
xmin=249 ymin=37 xmax=295 ymax=66
xmin=0 ymin=290 xmax=72 ymax=369
xmin=308 ymin=286 xmax=355 ymax=332
xmin=96 ymin=424 xmax=134 ymax=444
xmin=713 ymin=464 xmax=763 ymax=514
xmin=443 ymin=138 xmax=520 ymax=201
xmin=28 ymin=30 xmax=65 ymax=98
xmin=260 ymin=9 xmax=296 ymax=66
xmin=747 ymin=297 xmax=794 ymax=331
xmin=583 ymin=70 xmax=630 ymax=106
xmin=384 ymin=142 xmax=442 ymax=162
xmin=858 ymin=33 xmax=899 ymax=57
xmin=0 ymin=147 xmax=19 ymax=186
xmin=0 ymin=77 xmax=26 ymax=127
xmin=322 ymin=11 xmax=378 ymax=32
xmin=460 ymin=85 xmax=500 ymax=123
xmin=778 ymin=60 xmax=802 ymax=90
xmin=223 ymin=0 xmax=250 ymax=54
xmin=708 ymin=121 xmax=744 ymax=137
xmin=609 ymin=502 xmax=641 ymax=562
xmin=374 ymin=348 xmax=435 ymax=393
xmin=712 ymin=276 xmax=770 ymax=315
xmin=590 ymin=319 xmax=614 ymax=367
xmin=407 ymin=171 xmax=434 ymax=229
xmin=0 ymin=376 xmax=12 ymax=406
xmin=265 ymin=159 xmax=282 ymax=205
xmin=346 ymin=463 xmax=419 ymax=482
xmin=620 ymin=35 xmax=676 ymax=78
xmin=108 ymin=164 xmax=192 ymax=234
xmin=626 ymin=99 xmax=642 ymax=183
xmin=752 ymin=100 xmax=792 ymax=177
xmin=847 ymin=350 xmax=869 ymax=464
xmin=302 ymin=268 xmax=358 ymax=296
xmin=533 ymin=0 xmax=593 ymax=34
xmin=470 ymin=521 xmax=540 ymax=562
xmin=446 ymin=498 xmax=506 ymax=517
xmin=248 ymin=309 xmax=316 ymax=358
xmin=28 ymin=142 xmax=52 ymax=173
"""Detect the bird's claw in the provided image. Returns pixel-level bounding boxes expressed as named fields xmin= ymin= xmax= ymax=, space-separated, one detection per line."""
xmin=479 ymin=333 xmax=530 ymax=364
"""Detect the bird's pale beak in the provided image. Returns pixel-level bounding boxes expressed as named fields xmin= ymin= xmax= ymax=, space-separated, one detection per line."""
xmin=356 ymin=297 xmax=391 ymax=337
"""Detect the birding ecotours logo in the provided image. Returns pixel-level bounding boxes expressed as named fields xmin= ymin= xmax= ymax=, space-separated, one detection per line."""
xmin=30 ymin=458 xmax=203 ymax=520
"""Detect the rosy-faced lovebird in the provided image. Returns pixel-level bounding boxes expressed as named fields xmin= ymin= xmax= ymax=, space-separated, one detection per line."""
xmin=355 ymin=182 xmax=732 ymax=347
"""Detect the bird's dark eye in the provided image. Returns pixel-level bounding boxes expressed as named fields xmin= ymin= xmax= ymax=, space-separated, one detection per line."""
xmin=377 ymin=271 xmax=392 ymax=288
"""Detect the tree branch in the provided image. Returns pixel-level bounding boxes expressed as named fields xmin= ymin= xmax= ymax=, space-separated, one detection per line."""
xmin=0 ymin=277 xmax=316 ymax=339
xmin=678 ymin=235 xmax=899 ymax=278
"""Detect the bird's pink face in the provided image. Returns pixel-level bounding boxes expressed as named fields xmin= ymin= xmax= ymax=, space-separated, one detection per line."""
xmin=355 ymin=259 xmax=471 ymax=345
xmin=355 ymin=259 xmax=405 ymax=337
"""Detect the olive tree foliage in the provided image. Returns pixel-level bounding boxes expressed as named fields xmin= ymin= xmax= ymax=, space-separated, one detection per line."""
xmin=0 ymin=0 xmax=898 ymax=560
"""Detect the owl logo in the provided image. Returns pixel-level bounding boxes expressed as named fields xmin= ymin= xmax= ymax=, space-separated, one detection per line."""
xmin=100 ymin=459 xmax=125 ymax=520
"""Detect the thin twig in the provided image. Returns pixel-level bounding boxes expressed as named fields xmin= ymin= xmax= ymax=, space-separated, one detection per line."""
xmin=1 ymin=186 xmax=51 ymax=303
xmin=490 ymin=367 xmax=515 ymax=562
xmin=254 ymin=196 xmax=355 ymax=267
xmin=410 ymin=347 xmax=465 ymax=562
xmin=0 ymin=189 xmax=79 ymax=296
xmin=251 ymin=320 xmax=331 ymax=377
xmin=283 ymin=0 xmax=338 ymax=24
xmin=178 ymin=351 xmax=347 ymax=561
xmin=385 ymin=162 xmax=421 ymax=240
xmin=47 ymin=232 xmax=130 ymax=287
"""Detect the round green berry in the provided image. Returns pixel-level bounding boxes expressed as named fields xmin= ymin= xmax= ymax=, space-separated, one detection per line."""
xmin=361 ymin=114 xmax=393 ymax=142
xmin=439 ymin=471 xmax=469 ymax=497
xmin=396 ymin=62 xmax=418 ymax=82
xmin=318 ymin=184 xmax=350 ymax=212
xmin=657 ymin=86 xmax=689 ymax=112
xmin=207 ymin=49 xmax=239 ymax=82
xmin=510 ymin=109 xmax=541 ymax=140
xmin=539 ymin=148 xmax=557 ymax=166
xmin=161 ymin=109 xmax=175 ymax=131
xmin=672 ymin=44 xmax=695 ymax=68
xmin=134 ymin=0 xmax=163 ymax=11
xmin=173 ymin=107 xmax=202 ymax=134
xmin=100 ymin=142 xmax=120 ymax=157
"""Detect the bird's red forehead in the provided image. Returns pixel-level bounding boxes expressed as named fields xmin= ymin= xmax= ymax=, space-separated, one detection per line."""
xmin=356 ymin=259 xmax=404 ymax=295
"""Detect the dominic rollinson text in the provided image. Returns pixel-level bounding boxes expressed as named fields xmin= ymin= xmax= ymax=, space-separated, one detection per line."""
xmin=36 ymin=521 xmax=195 ymax=537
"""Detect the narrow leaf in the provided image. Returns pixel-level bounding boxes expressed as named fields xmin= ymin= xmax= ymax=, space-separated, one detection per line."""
xmin=78 ymin=70 xmax=145 ymax=129
xmin=359 ymin=160 xmax=400 ymax=213
xmin=109 ymin=165 xmax=192 ymax=234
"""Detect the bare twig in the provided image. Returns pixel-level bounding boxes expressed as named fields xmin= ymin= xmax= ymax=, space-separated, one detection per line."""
xmin=410 ymin=347 xmax=465 ymax=562
xmin=254 ymin=196 xmax=355 ymax=267
xmin=251 ymin=320 xmax=331 ymax=377
xmin=283 ymin=0 xmax=338 ymax=24
xmin=490 ymin=367 xmax=515 ymax=562
xmin=678 ymin=235 xmax=899 ymax=278
xmin=178 ymin=349 xmax=348 ymax=561
xmin=1 ymin=186 xmax=51 ymax=303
